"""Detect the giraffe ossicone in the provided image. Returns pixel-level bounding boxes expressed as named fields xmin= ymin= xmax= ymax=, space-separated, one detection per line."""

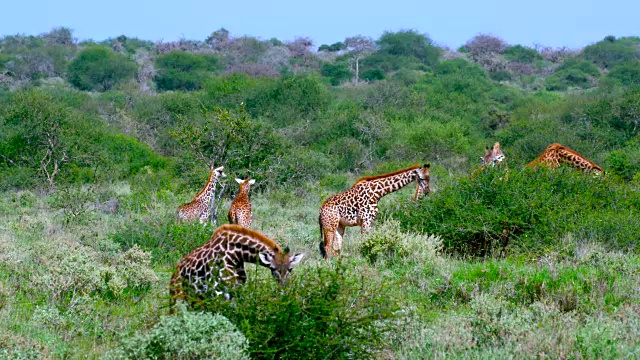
xmin=170 ymin=224 xmax=305 ymax=309
xmin=318 ymin=164 xmax=431 ymax=259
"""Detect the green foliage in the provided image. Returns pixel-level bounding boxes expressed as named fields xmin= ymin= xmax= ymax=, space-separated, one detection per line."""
xmin=106 ymin=303 xmax=249 ymax=360
xmin=67 ymin=46 xmax=137 ymax=91
xmin=360 ymin=220 xmax=442 ymax=265
xmin=581 ymin=37 xmax=640 ymax=69
xmin=154 ymin=51 xmax=220 ymax=91
xmin=545 ymin=68 xmax=595 ymax=91
xmin=318 ymin=42 xmax=345 ymax=52
xmin=376 ymin=30 xmax=441 ymax=67
xmin=503 ymin=45 xmax=542 ymax=63
xmin=244 ymin=74 xmax=331 ymax=127
xmin=606 ymin=60 xmax=640 ymax=86
xmin=198 ymin=259 xmax=403 ymax=359
xmin=320 ymin=61 xmax=352 ymax=85
xmin=388 ymin=169 xmax=640 ymax=256
xmin=362 ymin=68 xmax=385 ymax=81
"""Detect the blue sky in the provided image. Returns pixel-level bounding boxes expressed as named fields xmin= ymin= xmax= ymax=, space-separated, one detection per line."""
xmin=1 ymin=0 xmax=638 ymax=49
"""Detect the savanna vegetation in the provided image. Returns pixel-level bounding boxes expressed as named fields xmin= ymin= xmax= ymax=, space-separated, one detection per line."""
xmin=1 ymin=27 xmax=640 ymax=358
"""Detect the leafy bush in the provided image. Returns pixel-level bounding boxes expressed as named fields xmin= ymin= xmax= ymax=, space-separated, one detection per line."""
xmin=199 ymin=259 xmax=403 ymax=359
xmin=321 ymin=61 xmax=352 ymax=85
xmin=106 ymin=303 xmax=249 ymax=360
xmin=606 ymin=61 xmax=640 ymax=86
xmin=503 ymin=45 xmax=542 ymax=63
xmin=376 ymin=30 xmax=441 ymax=68
xmin=360 ymin=220 xmax=442 ymax=265
xmin=545 ymin=68 xmax=595 ymax=91
xmin=582 ymin=37 xmax=640 ymax=69
xmin=387 ymin=168 xmax=640 ymax=256
xmin=154 ymin=51 xmax=220 ymax=91
xmin=67 ymin=46 xmax=137 ymax=91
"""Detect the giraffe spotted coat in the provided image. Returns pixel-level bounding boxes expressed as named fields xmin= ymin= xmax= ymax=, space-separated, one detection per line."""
xmin=170 ymin=224 xmax=304 ymax=308
xmin=319 ymin=164 xmax=430 ymax=259
xmin=177 ymin=165 xmax=226 ymax=224
xmin=228 ymin=178 xmax=255 ymax=228
xmin=527 ymin=143 xmax=603 ymax=175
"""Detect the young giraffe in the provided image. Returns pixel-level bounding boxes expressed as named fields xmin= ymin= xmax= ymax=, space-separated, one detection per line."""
xmin=177 ymin=165 xmax=226 ymax=224
xmin=480 ymin=142 xmax=506 ymax=170
xmin=227 ymin=178 xmax=255 ymax=228
xmin=526 ymin=143 xmax=603 ymax=175
xmin=319 ymin=164 xmax=431 ymax=259
xmin=170 ymin=224 xmax=304 ymax=308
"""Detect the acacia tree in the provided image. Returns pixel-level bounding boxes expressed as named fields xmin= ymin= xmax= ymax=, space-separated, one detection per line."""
xmin=344 ymin=36 xmax=375 ymax=84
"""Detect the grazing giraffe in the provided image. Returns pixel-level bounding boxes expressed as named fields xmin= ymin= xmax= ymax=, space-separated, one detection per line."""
xmin=227 ymin=178 xmax=255 ymax=228
xmin=177 ymin=165 xmax=226 ymax=224
xmin=480 ymin=142 xmax=506 ymax=170
xmin=170 ymin=224 xmax=305 ymax=308
xmin=526 ymin=143 xmax=603 ymax=175
xmin=319 ymin=164 xmax=431 ymax=259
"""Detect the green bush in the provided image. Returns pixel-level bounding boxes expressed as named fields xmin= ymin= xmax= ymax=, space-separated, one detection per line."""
xmin=606 ymin=61 xmax=640 ymax=86
xmin=503 ymin=45 xmax=542 ymax=63
xmin=582 ymin=37 xmax=640 ymax=69
xmin=387 ymin=168 xmax=640 ymax=256
xmin=321 ymin=61 xmax=352 ymax=85
xmin=199 ymin=259 xmax=403 ymax=359
xmin=154 ymin=51 xmax=220 ymax=91
xmin=360 ymin=220 xmax=442 ymax=265
xmin=67 ymin=46 xmax=137 ymax=91
xmin=106 ymin=303 xmax=249 ymax=360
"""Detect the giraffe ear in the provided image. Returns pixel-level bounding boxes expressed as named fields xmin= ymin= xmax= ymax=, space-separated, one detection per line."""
xmin=423 ymin=163 xmax=430 ymax=168
xmin=249 ymin=179 xmax=256 ymax=185
xmin=235 ymin=178 xmax=244 ymax=184
xmin=288 ymin=253 xmax=305 ymax=268
xmin=258 ymin=252 xmax=273 ymax=266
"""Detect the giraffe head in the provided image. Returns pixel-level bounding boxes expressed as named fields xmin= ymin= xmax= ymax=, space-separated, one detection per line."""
xmin=235 ymin=178 xmax=255 ymax=190
xmin=212 ymin=165 xmax=227 ymax=179
xmin=413 ymin=163 xmax=431 ymax=199
xmin=258 ymin=247 xmax=305 ymax=285
xmin=481 ymin=142 xmax=505 ymax=168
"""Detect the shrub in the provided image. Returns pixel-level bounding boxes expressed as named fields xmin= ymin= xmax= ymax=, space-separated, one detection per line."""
xmin=503 ymin=45 xmax=542 ymax=63
xmin=387 ymin=168 xmax=640 ymax=256
xmin=360 ymin=220 xmax=442 ymax=265
xmin=376 ymin=30 xmax=441 ymax=67
xmin=67 ymin=46 xmax=137 ymax=91
xmin=465 ymin=34 xmax=507 ymax=60
xmin=321 ymin=61 xmax=352 ymax=85
xmin=154 ymin=51 xmax=220 ymax=91
xmin=199 ymin=259 xmax=404 ymax=359
xmin=582 ymin=37 xmax=639 ymax=69
xmin=606 ymin=61 xmax=640 ymax=86
xmin=106 ymin=303 xmax=249 ymax=360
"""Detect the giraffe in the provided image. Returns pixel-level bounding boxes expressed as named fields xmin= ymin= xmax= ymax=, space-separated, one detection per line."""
xmin=318 ymin=164 xmax=431 ymax=259
xmin=526 ymin=143 xmax=603 ymax=175
xmin=170 ymin=224 xmax=304 ymax=308
xmin=480 ymin=142 xmax=506 ymax=170
xmin=177 ymin=165 xmax=226 ymax=224
xmin=227 ymin=178 xmax=255 ymax=228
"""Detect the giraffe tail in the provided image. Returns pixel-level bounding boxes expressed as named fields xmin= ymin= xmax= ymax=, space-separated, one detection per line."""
xmin=318 ymin=214 xmax=326 ymax=258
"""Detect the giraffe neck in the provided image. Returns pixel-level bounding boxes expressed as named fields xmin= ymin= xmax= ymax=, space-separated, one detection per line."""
xmin=237 ymin=184 xmax=251 ymax=198
xmin=212 ymin=226 xmax=279 ymax=267
xmin=557 ymin=149 xmax=601 ymax=172
xmin=195 ymin=171 xmax=219 ymax=205
xmin=364 ymin=170 xmax=417 ymax=201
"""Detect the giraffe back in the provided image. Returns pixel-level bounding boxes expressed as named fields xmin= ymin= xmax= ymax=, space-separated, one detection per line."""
xmin=227 ymin=178 xmax=255 ymax=228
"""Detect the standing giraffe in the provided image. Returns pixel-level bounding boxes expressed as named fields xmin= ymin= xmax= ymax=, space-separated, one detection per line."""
xmin=227 ymin=178 xmax=255 ymax=228
xmin=319 ymin=164 xmax=431 ymax=259
xmin=177 ymin=165 xmax=226 ymax=224
xmin=526 ymin=143 xmax=603 ymax=175
xmin=170 ymin=224 xmax=305 ymax=308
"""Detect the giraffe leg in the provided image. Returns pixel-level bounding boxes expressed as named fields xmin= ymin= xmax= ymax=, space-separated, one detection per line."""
xmin=333 ymin=225 xmax=345 ymax=257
